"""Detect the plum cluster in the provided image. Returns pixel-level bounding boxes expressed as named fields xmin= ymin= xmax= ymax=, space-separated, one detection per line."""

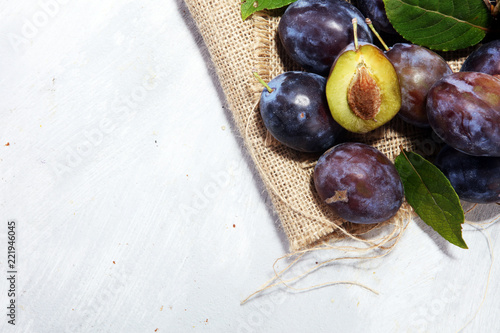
xmin=427 ymin=40 xmax=500 ymax=203
xmin=258 ymin=0 xmax=500 ymax=223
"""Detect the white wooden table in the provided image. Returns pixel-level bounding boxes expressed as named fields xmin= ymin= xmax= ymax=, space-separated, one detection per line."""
xmin=1 ymin=1 xmax=499 ymax=332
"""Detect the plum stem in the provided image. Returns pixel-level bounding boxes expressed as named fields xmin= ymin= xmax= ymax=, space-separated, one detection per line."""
xmin=366 ymin=18 xmax=389 ymax=51
xmin=253 ymin=72 xmax=273 ymax=93
xmin=352 ymin=18 xmax=359 ymax=51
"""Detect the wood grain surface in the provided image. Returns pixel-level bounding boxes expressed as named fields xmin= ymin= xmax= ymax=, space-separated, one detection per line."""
xmin=0 ymin=1 xmax=499 ymax=332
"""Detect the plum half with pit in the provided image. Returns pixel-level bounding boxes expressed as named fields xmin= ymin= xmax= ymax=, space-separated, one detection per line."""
xmin=435 ymin=145 xmax=500 ymax=203
xmin=385 ymin=43 xmax=453 ymax=127
xmin=278 ymin=0 xmax=373 ymax=76
xmin=314 ymin=142 xmax=404 ymax=224
xmin=259 ymin=71 xmax=343 ymax=153
xmin=325 ymin=18 xmax=401 ymax=134
xmin=426 ymin=71 xmax=500 ymax=157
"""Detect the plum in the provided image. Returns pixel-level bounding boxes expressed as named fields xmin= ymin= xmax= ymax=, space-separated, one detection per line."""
xmin=435 ymin=145 xmax=500 ymax=203
xmin=278 ymin=0 xmax=373 ymax=76
xmin=326 ymin=19 xmax=401 ymax=134
xmin=259 ymin=71 xmax=343 ymax=152
xmin=357 ymin=0 xmax=397 ymax=34
xmin=385 ymin=43 xmax=453 ymax=127
xmin=460 ymin=39 xmax=500 ymax=76
xmin=427 ymin=72 xmax=500 ymax=157
xmin=314 ymin=142 xmax=404 ymax=224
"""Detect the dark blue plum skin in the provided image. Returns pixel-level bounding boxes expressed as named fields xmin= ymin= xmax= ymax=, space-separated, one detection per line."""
xmin=460 ymin=40 xmax=500 ymax=76
xmin=435 ymin=145 xmax=500 ymax=203
xmin=357 ymin=0 xmax=397 ymax=34
xmin=314 ymin=142 xmax=404 ymax=224
xmin=278 ymin=0 xmax=373 ymax=76
xmin=386 ymin=43 xmax=452 ymax=127
xmin=427 ymin=72 xmax=500 ymax=157
xmin=259 ymin=71 xmax=343 ymax=152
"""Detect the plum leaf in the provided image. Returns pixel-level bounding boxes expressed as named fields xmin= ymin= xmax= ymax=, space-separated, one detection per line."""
xmin=395 ymin=149 xmax=468 ymax=249
xmin=383 ymin=0 xmax=491 ymax=51
xmin=241 ymin=0 xmax=296 ymax=20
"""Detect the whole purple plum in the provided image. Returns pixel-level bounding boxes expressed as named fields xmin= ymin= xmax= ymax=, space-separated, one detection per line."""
xmin=357 ymin=0 xmax=397 ymax=34
xmin=460 ymin=40 xmax=500 ymax=76
xmin=385 ymin=43 xmax=453 ymax=127
xmin=435 ymin=145 xmax=500 ymax=203
xmin=259 ymin=71 xmax=343 ymax=152
xmin=278 ymin=0 xmax=373 ymax=76
xmin=314 ymin=142 xmax=403 ymax=224
xmin=427 ymin=72 xmax=500 ymax=157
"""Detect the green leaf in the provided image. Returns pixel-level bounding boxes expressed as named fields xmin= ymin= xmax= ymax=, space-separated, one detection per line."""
xmin=383 ymin=0 xmax=491 ymax=51
xmin=241 ymin=0 xmax=296 ymax=20
xmin=394 ymin=149 xmax=467 ymax=249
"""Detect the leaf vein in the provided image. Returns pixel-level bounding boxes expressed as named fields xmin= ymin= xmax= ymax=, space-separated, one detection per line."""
xmin=391 ymin=0 xmax=489 ymax=31
xmin=400 ymin=150 xmax=447 ymax=218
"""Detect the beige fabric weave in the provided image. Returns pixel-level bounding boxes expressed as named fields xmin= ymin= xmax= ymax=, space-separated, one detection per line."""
xmin=184 ymin=0 xmax=469 ymax=251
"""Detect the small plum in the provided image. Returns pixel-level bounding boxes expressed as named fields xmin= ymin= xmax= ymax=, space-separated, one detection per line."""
xmin=278 ymin=0 xmax=373 ymax=76
xmin=427 ymin=72 xmax=500 ymax=157
xmin=357 ymin=0 xmax=397 ymax=34
xmin=385 ymin=43 xmax=453 ymax=127
xmin=259 ymin=71 xmax=343 ymax=153
xmin=435 ymin=145 xmax=500 ymax=203
xmin=460 ymin=39 xmax=500 ymax=76
xmin=314 ymin=142 xmax=404 ymax=224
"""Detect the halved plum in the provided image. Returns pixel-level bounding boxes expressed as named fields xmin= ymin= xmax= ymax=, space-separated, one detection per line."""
xmin=326 ymin=37 xmax=401 ymax=134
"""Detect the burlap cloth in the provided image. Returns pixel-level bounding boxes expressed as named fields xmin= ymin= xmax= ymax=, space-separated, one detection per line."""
xmin=183 ymin=0 xmax=471 ymax=251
